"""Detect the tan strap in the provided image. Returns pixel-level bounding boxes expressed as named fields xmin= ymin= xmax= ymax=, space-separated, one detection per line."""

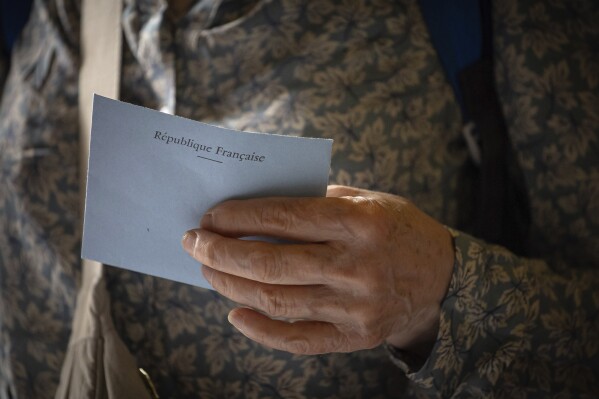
xmin=56 ymin=0 xmax=154 ymax=397
xmin=76 ymin=0 xmax=123 ymax=324
xmin=76 ymin=0 xmax=123 ymax=342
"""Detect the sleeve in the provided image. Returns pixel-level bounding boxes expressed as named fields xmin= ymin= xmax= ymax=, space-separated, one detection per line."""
xmin=0 ymin=0 xmax=82 ymax=397
xmin=388 ymin=1 xmax=599 ymax=396
xmin=390 ymin=230 xmax=599 ymax=397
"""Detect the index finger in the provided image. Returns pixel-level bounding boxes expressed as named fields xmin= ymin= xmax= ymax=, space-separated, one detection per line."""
xmin=200 ymin=197 xmax=356 ymax=242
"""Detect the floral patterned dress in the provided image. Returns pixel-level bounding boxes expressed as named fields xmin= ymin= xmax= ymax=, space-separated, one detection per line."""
xmin=0 ymin=0 xmax=597 ymax=398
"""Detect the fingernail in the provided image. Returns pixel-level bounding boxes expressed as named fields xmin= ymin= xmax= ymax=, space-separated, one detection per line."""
xmin=182 ymin=230 xmax=197 ymax=254
xmin=200 ymin=212 xmax=213 ymax=228
xmin=228 ymin=309 xmax=245 ymax=330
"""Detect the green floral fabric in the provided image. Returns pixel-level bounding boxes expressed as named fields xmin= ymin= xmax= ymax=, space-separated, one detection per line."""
xmin=0 ymin=0 xmax=597 ymax=398
xmin=403 ymin=1 xmax=599 ymax=396
xmin=0 ymin=1 xmax=81 ymax=397
xmin=494 ymin=0 xmax=599 ymax=270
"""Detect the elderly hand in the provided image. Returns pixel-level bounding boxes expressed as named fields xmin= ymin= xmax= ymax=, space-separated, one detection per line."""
xmin=182 ymin=185 xmax=454 ymax=355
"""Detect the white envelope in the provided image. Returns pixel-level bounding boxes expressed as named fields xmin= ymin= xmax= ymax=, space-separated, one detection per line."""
xmin=82 ymin=95 xmax=332 ymax=289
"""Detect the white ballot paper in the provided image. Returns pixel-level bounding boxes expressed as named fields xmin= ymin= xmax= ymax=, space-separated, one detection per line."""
xmin=82 ymin=95 xmax=333 ymax=289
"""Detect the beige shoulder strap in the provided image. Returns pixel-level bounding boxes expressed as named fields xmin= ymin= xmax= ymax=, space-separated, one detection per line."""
xmin=55 ymin=0 xmax=155 ymax=397
xmin=77 ymin=0 xmax=123 ymax=330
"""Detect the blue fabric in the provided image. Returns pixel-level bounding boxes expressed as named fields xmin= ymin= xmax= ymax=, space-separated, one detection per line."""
xmin=418 ymin=0 xmax=482 ymax=115
xmin=1 ymin=0 xmax=34 ymax=54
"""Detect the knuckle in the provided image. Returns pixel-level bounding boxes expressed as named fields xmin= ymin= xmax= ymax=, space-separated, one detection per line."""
xmin=306 ymin=286 xmax=332 ymax=316
xmin=333 ymin=263 xmax=360 ymax=286
xmin=327 ymin=332 xmax=352 ymax=353
xmin=210 ymin=271 xmax=230 ymax=297
xmin=257 ymin=286 xmax=286 ymax=317
xmin=332 ymin=258 xmax=378 ymax=292
xmin=199 ymin=235 xmax=222 ymax=266
xmin=284 ymin=336 xmax=311 ymax=355
xmin=341 ymin=339 xmax=357 ymax=353
xmin=303 ymin=245 xmax=334 ymax=282
xmin=359 ymin=270 xmax=388 ymax=293
xmin=259 ymin=203 xmax=294 ymax=233
xmin=336 ymin=197 xmax=391 ymax=242
xmin=352 ymin=306 xmax=382 ymax=335
xmin=360 ymin=201 xmax=393 ymax=241
xmin=249 ymin=247 xmax=283 ymax=283
xmin=361 ymin=332 xmax=382 ymax=349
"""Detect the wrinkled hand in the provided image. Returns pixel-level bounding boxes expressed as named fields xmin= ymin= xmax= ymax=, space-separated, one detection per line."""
xmin=182 ymin=185 xmax=454 ymax=355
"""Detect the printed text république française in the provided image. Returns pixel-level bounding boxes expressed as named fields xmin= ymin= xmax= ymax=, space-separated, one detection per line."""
xmin=153 ymin=130 xmax=266 ymax=163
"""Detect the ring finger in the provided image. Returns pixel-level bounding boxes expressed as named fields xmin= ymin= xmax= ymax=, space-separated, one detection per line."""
xmin=203 ymin=266 xmax=345 ymax=322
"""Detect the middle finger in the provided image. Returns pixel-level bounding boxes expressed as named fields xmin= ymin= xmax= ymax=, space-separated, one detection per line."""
xmin=203 ymin=266 xmax=342 ymax=322
xmin=184 ymin=229 xmax=336 ymax=285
